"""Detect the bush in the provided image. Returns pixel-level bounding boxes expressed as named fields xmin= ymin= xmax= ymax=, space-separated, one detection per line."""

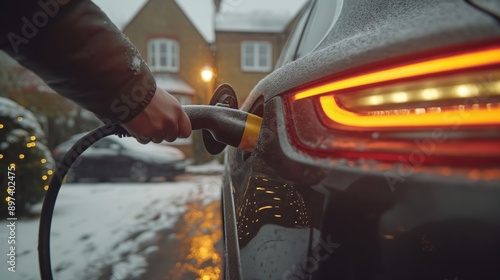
xmin=0 ymin=97 xmax=55 ymax=217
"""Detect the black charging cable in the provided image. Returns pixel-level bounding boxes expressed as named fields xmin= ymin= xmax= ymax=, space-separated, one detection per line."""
xmin=38 ymin=123 xmax=130 ymax=280
xmin=38 ymin=105 xmax=261 ymax=279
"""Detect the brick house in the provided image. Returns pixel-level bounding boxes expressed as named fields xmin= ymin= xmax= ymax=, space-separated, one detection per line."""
xmin=123 ymin=0 xmax=215 ymax=106
xmin=214 ymin=10 xmax=299 ymax=103
xmin=119 ymin=0 xmax=306 ymax=157
xmin=122 ymin=0 xmax=216 ymax=158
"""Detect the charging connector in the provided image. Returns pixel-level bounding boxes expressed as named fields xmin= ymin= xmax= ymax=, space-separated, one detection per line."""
xmin=184 ymin=104 xmax=262 ymax=153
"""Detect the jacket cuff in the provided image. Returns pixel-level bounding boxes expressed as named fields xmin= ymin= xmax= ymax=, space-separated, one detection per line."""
xmin=104 ymin=76 xmax=156 ymax=124
xmin=0 ymin=0 xmax=158 ymax=125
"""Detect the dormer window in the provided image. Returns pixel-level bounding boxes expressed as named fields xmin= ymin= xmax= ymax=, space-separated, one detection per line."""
xmin=148 ymin=38 xmax=179 ymax=72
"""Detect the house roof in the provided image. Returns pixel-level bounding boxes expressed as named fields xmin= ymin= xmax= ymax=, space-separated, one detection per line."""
xmin=174 ymin=0 xmax=215 ymax=43
xmin=93 ymin=0 xmax=216 ymax=43
xmin=215 ymin=0 xmax=308 ymax=33
xmin=215 ymin=12 xmax=292 ymax=33
xmin=93 ymin=0 xmax=307 ymax=40
xmin=154 ymin=74 xmax=196 ymax=95
xmin=92 ymin=0 xmax=148 ymax=30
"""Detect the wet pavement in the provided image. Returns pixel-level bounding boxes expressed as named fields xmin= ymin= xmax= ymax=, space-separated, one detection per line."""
xmin=99 ymin=175 xmax=224 ymax=280
xmin=90 ymin=175 xmax=223 ymax=280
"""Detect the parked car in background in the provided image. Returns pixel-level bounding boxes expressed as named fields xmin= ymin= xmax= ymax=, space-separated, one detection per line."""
xmin=221 ymin=0 xmax=500 ymax=279
xmin=52 ymin=133 xmax=188 ymax=182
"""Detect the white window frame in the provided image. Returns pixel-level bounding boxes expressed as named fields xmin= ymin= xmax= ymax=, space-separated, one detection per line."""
xmin=148 ymin=38 xmax=179 ymax=72
xmin=241 ymin=41 xmax=272 ymax=72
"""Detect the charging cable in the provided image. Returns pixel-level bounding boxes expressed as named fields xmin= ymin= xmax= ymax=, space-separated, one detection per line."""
xmin=38 ymin=104 xmax=261 ymax=279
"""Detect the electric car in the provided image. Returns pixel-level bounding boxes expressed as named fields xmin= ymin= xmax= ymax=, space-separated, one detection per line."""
xmin=221 ymin=0 xmax=500 ymax=279
xmin=53 ymin=133 xmax=188 ymax=182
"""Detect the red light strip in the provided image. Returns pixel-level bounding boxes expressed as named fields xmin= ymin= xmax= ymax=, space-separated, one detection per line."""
xmin=319 ymin=95 xmax=500 ymax=127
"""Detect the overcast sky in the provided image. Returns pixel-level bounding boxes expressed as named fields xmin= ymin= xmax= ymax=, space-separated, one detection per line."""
xmin=92 ymin=0 xmax=148 ymax=29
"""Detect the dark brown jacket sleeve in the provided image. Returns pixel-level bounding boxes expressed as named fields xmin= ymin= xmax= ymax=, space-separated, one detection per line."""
xmin=0 ymin=0 xmax=155 ymax=124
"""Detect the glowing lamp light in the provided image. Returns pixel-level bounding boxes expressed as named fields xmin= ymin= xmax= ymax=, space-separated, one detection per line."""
xmin=391 ymin=92 xmax=409 ymax=103
xmin=368 ymin=95 xmax=384 ymax=105
xmin=421 ymin=88 xmax=440 ymax=100
xmin=455 ymin=84 xmax=478 ymax=97
xmin=19 ymin=154 xmax=25 ymax=159
xmin=201 ymin=66 xmax=214 ymax=82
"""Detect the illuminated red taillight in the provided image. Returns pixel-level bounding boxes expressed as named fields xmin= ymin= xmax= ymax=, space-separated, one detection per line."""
xmin=284 ymin=41 xmax=500 ymax=165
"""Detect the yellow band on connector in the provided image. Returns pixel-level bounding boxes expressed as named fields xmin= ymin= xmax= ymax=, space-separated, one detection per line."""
xmin=239 ymin=113 xmax=263 ymax=152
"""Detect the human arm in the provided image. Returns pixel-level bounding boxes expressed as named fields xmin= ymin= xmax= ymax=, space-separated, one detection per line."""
xmin=0 ymin=0 xmax=191 ymax=142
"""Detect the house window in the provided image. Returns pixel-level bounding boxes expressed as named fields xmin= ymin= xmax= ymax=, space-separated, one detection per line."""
xmin=148 ymin=38 xmax=179 ymax=72
xmin=241 ymin=41 xmax=272 ymax=72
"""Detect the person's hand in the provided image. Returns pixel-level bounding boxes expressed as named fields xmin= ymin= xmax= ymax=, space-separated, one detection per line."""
xmin=121 ymin=88 xmax=192 ymax=144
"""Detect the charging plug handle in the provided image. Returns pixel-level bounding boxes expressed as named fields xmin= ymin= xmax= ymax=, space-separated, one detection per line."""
xmin=183 ymin=105 xmax=262 ymax=153
xmin=114 ymin=104 xmax=262 ymax=153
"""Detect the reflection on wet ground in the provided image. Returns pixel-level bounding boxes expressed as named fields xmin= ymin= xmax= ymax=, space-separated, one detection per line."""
xmin=141 ymin=189 xmax=223 ymax=280
xmin=167 ymin=199 xmax=223 ymax=280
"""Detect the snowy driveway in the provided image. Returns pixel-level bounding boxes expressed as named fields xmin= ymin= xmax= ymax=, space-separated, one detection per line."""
xmin=0 ymin=174 xmax=223 ymax=280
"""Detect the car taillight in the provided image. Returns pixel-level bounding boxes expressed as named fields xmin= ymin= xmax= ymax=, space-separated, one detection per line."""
xmin=284 ymin=40 xmax=500 ymax=166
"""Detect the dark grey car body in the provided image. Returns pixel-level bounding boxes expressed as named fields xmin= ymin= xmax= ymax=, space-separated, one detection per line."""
xmin=222 ymin=1 xmax=500 ymax=279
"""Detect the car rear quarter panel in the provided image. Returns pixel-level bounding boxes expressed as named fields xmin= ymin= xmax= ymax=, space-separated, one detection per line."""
xmin=225 ymin=0 xmax=500 ymax=279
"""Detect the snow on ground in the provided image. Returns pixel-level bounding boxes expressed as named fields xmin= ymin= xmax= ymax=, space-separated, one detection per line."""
xmin=186 ymin=159 xmax=225 ymax=175
xmin=0 ymin=174 xmax=222 ymax=280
